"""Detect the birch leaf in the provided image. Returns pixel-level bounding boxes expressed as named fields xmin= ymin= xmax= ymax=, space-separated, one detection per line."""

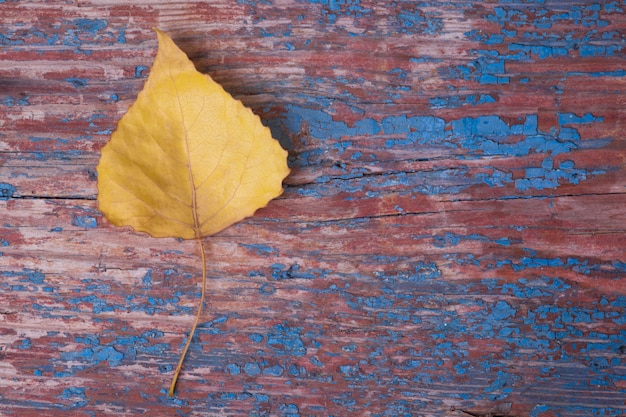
xmin=96 ymin=28 xmax=289 ymax=396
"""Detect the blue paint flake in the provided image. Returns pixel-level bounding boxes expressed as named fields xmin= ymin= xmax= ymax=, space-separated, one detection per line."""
xmin=244 ymin=362 xmax=261 ymax=376
xmin=259 ymin=283 xmax=276 ymax=295
xmin=309 ymin=356 xmax=323 ymax=367
xmin=61 ymin=344 xmax=123 ymax=367
xmin=73 ymin=18 xmax=107 ymax=34
xmin=71 ymin=214 xmax=97 ymax=229
xmin=270 ymin=263 xmax=327 ymax=280
xmin=282 ymin=104 xmax=380 ymax=142
xmin=61 ymin=386 xmax=86 ymax=399
xmin=484 ymin=370 xmax=519 ymax=400
xmin=25 ymin=270 xmax=45 ymax=284
xmin=141 ymin=270 xmax=152 ymax=288
xmin=240 ymin=243 xmax=279 ymax=257
xmin=225 ymin=363 xmax=241 ymax=375
xmin=430 ymin=93 xmax=496 ymax=109
xmin=395 ymin=7 xmax=442 ymax=35
xmin=491 ymin=301 xmax=516 ymax=320
xmin=58 ymin=386 xmax=88 ymax=409
xmin=65 ymin=77 xmax=88 ymax=88
xmin=266 ymin=323 xmax=307 ymax=356
xmin=2 ymin=95 xmax=30 ymax=106
xmin=278 ymin=403 xmax=300 ymax=417
xmin=134 ymin=65 xmax=149 ymax=78
xmin=263 ymin=364 xmax=285 ymax=376
xmin=0 ymin=183 xmax=16 ymax=200
xmin=249 ymin=333 xmax=264 ymax=343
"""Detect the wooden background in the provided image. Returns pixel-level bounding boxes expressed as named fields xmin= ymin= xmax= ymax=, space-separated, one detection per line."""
xmin=1 ymin=1 xmax=625 ymax=416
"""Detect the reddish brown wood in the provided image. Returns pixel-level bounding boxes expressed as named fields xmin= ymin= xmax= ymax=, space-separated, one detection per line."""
xmin=1 ymin=1 xmax=625 ymax=416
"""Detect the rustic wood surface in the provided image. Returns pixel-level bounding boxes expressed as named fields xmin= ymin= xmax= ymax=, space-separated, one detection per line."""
xmin=1 ymin=1 xmax=625 ymax=416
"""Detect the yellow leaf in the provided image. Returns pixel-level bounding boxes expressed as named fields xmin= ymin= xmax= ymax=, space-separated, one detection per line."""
xmin=97 ymin=28 xmax=289 ymax=240
xmin=96 ymin=28 xmax=289 ymax=396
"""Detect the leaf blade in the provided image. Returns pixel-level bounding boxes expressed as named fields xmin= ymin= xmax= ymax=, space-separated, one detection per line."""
xmin=97 ymin=28 xmax=290 ymax=239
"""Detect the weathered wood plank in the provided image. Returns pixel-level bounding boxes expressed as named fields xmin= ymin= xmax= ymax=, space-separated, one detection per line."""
xmin=1 ymin=1 xmax=625 ymax=416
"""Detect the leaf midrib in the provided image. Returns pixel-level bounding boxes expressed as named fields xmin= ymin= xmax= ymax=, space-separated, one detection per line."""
xmin=170 ymin=71 xmax=201 ymax=239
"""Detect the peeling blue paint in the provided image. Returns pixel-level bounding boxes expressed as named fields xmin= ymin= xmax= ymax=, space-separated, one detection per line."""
xmin=2 ymin=95 xmax=30 ymax=106
xmin=71 ymin=214 xmax=97 ymax=229
xmin=0 ymin=183 xmax=16 ymax=200
xmin=135 ymin=65 xmax=149 ymax=78
xmin=270 ymin=263 xmax=329 ymax=280
xmin=249 ymin=333 xmax=264 ymax=343
xmin=259 ymin=283 xmax=276 ymax=295
xmin=225 ymin=363 xmax=241 ymax=375
xmin=59 ymin=387 xmax=88 ymax=409
xmin=65 ymin=77 xmax=88 ymax=88
xmin=0 ymin=269 xmax=46 ymax=292
xmin=263 ymin=364 xmax=285 ymax=376
xmin=530 ymin=404 xmax=552 ymax=417
xmin=61 ymin=345 xmax=123 ymax=367
xmin=244 ymin=362 xmax=262 ymax=376
xmin=0 ymin=18 xmax=126 ymax=54
xmin=57 ymin=330 xmax=169 ymax=375
xmin=267 ymin=323 xmax=307 ymax=356
xmin=485 ymin=370 xmax=519 ymax=400
xmin=19 ymin=338 xmax=32 ymax=350
xmin=279 ymin=102 xmax=609 ymax=196
xmin=430 ymin=93 xmax=496 ymax=109
xmin=240 ymin=243 xmax=279 ymax=257
xmin=491 ymin=300 xmax=516 ymax=320
xmin=24 ymin=270 xmax=45 ymax=285
xmin=390 ymin=4 xmax=442 ymax=35
xmin=282 ymin=104 xmax=380 ymax=142
xmin=309 ymin=356 xmax=323 ymax=367
xmin=73 ymin=18 xmax=107 ymax=35
xmin=141 ymin=270 xmax=153 ymax=288
xmin=515 ymin=156 xmax=601 ymax=191
xmin=278 ymin=403 xmax=300 ymax=417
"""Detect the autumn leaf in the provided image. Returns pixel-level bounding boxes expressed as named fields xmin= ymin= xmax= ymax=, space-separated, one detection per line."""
xmin=98 ymin=29 xmax=289 ymax=239
xmin=96 ymin=28 xmax=290 ymax=396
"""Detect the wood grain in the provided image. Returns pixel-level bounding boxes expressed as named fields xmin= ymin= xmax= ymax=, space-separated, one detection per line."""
xmin=1 ymin=1 xmax=625 ymax=416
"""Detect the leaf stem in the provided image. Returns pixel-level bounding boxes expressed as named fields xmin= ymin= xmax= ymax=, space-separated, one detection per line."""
xmin=168 ymin=238 xmax=207 ymax=396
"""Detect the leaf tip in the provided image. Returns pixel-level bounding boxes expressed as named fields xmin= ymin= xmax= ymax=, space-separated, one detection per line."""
xmin=152 ymin=27 xmax=166 ymax=38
